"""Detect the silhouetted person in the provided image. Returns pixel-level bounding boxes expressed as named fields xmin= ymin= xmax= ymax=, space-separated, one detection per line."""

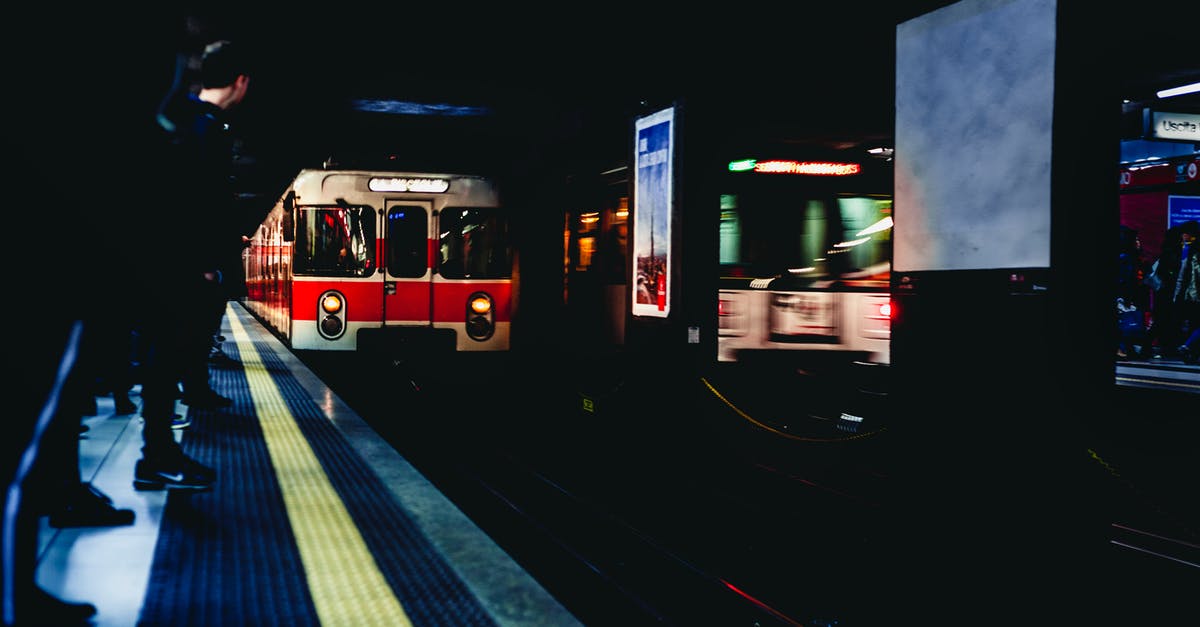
xmin=157 ymin=38 xmax=253 ymax=411
xmin=1116 ymin=225 xmax=1149 ymax=357
xmin=1165 ymin=221 xmax=1200 ymax=361
xmin=1150 ymin=221 xmax=1200 ymax=360
xmin=132 ymin=39 xmax=259 ymax=491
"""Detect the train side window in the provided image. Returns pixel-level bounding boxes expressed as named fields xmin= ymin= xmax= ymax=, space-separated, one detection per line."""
xmin=386 ymin=206 xmax=428 ymax=278
xmin=438 ymin=207 xmax=512 ymax=279
xmin=294 ymin=205 xmax=376 ymax=277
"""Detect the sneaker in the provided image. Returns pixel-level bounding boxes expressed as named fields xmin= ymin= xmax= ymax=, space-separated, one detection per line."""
xmin=49 ymin=483 xmax=135 ymax=528
xmin=182 ymin=389 xmax=233 ymax=409
xmin=133 ymin=456 xmax=215 ymax=491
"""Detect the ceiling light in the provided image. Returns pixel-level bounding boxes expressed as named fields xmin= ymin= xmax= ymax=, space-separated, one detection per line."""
xmin=1156 ymin=82 xmax=1200 ymax=99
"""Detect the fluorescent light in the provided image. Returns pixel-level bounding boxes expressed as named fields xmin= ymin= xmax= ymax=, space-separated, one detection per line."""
xmin=351 ymin=99 xmax=492 ymax=116
xmin=1156 ymin=82 xmax=1200 ymax=99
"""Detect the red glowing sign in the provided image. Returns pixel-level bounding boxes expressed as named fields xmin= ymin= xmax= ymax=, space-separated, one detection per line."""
xmin=753 ymin=160 xmax=861 ymax=175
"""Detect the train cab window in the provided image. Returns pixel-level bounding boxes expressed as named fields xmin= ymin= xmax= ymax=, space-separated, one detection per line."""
xmin=437 ymin=207 xmax=511 ymax=279
xmin=386 ymin=206 xmax=428 ymax=278
xmin=294 ymin=205 xmax=377 ymax=277
xmin=719 ymin=192 xmax=892 ymax=285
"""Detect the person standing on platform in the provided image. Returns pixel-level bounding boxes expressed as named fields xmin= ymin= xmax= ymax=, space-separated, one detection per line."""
xmin=159 ymin=38 xmax=254 ymax=410
xmin=1162 ymin=220 xmax=1200 ymax=362
xmin=1116 ymin=225 xmax=1150 ymax=358
xmin=132 ymin=39 xmax=257 ymax=490
xmin=1146 ymin=224 xmax=1180 ymax=358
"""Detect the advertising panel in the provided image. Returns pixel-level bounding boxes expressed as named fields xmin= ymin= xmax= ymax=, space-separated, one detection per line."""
xmin=632 ymin=106 xmax=674 ymax=318
xmin=1168 ymin=195 xmax=1200 ymax=228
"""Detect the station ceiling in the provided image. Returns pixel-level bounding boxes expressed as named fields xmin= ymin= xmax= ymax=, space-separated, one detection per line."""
xmin=9 ymin=2 xmax=1197 ymax=200
xmin=224 ymin=2 xmax=1198 ymax=167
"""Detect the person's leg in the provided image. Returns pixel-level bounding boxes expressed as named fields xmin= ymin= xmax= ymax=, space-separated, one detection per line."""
xmin=1178 ymin=304 xmax=1200 ymax=362
xmin=1149 ymin=302 xmax=1180 ymax=357
xmin=134 ymin=315 xmax=215 ymax=491
xmin=108 ymin=322 xmax=139 ymax=414
xmin=28 ymin=325 xmax=135 ymax=529
xmin=180 ymin=283 xmax=232 ymax=408
xmin=7 ymin=322 xmax=100 ymax=625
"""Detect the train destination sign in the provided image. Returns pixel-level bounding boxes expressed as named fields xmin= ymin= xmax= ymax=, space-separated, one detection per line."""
xmin=368 ymin=177 xmax=450 ymax=193
xmin=727 ymin=159 xmax=861 ymax=175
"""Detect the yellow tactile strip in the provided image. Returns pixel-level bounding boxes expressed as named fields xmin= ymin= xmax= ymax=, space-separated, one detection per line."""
xmin=228 ymin=312 xmax=414 ymax=627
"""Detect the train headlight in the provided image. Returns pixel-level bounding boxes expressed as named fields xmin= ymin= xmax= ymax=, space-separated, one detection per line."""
xmin=469 ymin=295 xmax=492 ymax=315
xmin=465 ymin=291 xmax=495 ymax=341
xmin=318 ymin=290 xmax=347 ymax=340
xmin=322 ymin=293 xmax=344 ymax=314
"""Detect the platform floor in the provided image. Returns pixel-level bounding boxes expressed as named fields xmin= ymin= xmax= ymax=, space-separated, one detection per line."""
xmin=35 ymin=302 xmax=582 ymax=627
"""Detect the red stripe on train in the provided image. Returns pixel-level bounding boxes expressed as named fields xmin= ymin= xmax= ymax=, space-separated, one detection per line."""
xmin=292 ymin=280 xmax=511 ymax=322
xmin=433 ymin=281 xmax=512 ymax=321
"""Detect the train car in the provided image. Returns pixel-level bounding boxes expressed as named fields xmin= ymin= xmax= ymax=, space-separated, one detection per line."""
xmin=559 ymin=147 xmax=894 ymax=369
xmin=716 ymin=152 xmax=894 ymax=367
xmin=243 ymin=168 xmax=512 ymax=356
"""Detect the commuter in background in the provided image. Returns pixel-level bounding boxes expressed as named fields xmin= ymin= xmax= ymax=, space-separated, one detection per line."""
xmin=1166 ymin=221 xmax=1200 ymax=362
xmin=1146 ymin=224 xmax=1181 ymax=358
xmin=1116 ymin=225 xmax=1149 ymax=358
xmin=1148 ymin=221 xmax=1200 ymax=361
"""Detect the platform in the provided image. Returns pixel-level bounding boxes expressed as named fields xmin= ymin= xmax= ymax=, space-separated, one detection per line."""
xmin=35 ymin=302 xmax=582 ymax=627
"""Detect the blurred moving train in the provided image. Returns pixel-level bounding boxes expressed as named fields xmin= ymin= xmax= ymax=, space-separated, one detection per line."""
xmin=242 ymin=168 xmax=512 ymax=355
xmin=562 ymin=146 xmax=894 ymax=368
xmin=715 ymin=160 xmax=893 ymax=366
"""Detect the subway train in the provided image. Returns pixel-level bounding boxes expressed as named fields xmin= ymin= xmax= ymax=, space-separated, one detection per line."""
xmin=714 ymin=156 xmax=893 ymax=366
xmin=560 ymin=145 xmax=895 ymax=369
xmin=242 ymin=168 xmax=513 ymax=356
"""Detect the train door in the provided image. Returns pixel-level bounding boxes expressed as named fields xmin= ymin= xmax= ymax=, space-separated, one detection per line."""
xmin=382 ymin=200 xmax=434 ymax=330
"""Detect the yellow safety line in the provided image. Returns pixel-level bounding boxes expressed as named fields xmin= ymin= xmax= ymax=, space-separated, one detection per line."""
xmin=228 ymin=307 xmax=413 ymax=627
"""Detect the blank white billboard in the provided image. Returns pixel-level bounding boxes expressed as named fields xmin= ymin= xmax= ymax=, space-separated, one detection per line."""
xmin=894 ymin=0 xmax=1056 ymax=272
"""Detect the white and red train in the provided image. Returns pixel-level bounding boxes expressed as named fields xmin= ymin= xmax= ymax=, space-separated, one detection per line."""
xmin=243 ymin=168 xmax=512 ymax=355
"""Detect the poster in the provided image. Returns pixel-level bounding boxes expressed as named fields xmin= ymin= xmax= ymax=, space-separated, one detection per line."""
xmin=632 ymin=106 xmax=674 ymax=318
xmin=1168 ymin=195 xmax=1200 ymax=228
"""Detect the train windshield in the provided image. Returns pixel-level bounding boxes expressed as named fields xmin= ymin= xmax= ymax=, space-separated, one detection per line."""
xmin=294 ymin=205 xmax=377 ymax=277
xmin=719 ymin=192 xmax=892 ymax=286
xmin=438 ymin=207 xmax=512 ymax=279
